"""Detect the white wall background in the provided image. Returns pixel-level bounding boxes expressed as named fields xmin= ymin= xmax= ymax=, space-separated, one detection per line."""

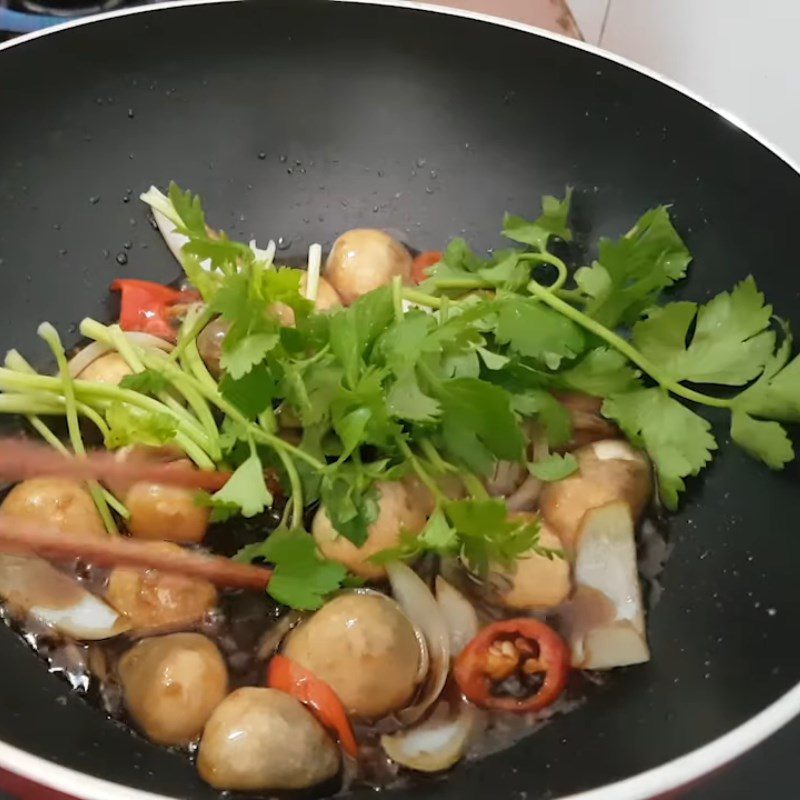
xmin=569 ymin=0 xmax=800 ymax=164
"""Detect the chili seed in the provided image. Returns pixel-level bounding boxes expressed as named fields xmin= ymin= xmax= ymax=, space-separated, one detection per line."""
xmin=485 ymin=640 xmax=520 ymax=681
xmin=522 ymin=658 xmax=544 ymax=675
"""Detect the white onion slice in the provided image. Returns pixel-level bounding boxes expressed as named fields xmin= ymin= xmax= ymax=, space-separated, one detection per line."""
xmin=0 ymin=554 xmax=128 ymax=640
xmin=381 ymin=699 xmax=478 ymax=773
xmin=67 ymin=341 xmax=110 ymax=378
xmin=123 ymin=332 xmax=175 ymax=351
xmin=304 ymin=243 xmax=322 ymax=302
xmin=67 ymin=332 xmax=174 ymax=378
xmin=435 ymin=576 xmax=478 ymax=657
xmin=152 ymin=207 xmax=193 ymax=268
xmin=485 ymin=461 xmax=525 ymax=498
xmin=386 ymin=562 xmax=450 ymax=724
xmin=505 ymin=474 xmax=543 ymax=512
xmin=250 ymin=239 xmax=276 ymax=264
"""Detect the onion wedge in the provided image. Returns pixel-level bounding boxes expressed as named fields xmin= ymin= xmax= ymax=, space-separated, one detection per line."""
xmin=435 ymin=576 xmax=478 ymax=657
xmin=0 ymin=554 xmax=128 ymax=640
xmin=67 ymin=332 xmax=174 ymax=378
xmin=381 ymin=698 xmax=478 ymax=773
xmin=386 ymin=562 xmax=450 ymax=724
xmin=567 ymin=501 xmax=650 ymax=669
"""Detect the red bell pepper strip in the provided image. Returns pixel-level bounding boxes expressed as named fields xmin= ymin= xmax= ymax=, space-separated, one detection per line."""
xmin=111 ymin=279 xmax=197 ymax=341
xmin=454 ymin=618 xmax=570 ymax=713
xmin=411 ymin=250 xmax=443 ymax=284
xmin=267 ymin=654 xmax=359 ymax=757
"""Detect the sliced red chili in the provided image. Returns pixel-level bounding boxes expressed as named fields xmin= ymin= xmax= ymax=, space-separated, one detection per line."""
xmin=454 ymin=618 xmax=570 ymax=713
xmin=267 ymin=654 xmax=358 ymax=757
xmin=111 ymin=279 xmax=197 ymax=341
xmin=411 ymin=250 xmax=443 ymax=284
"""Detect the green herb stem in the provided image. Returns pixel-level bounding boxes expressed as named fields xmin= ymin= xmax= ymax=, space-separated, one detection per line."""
xmin=4 ymin=351 xmax=112 ymax=437
xmin=393 ymin=433 xmax=446 ymax=504
xmin=434 ymin=278 xmax=493 ymax=291
xmin=526 ymin=279 xmax=734 ymax=409
xmin=170 ymin=304 xmax=215 ymax=363
xmin=519 ymin=252 xmax=569 ymax=292
xmin=391 ymin=276 xmax=404 ymax=322
xmin=139 ymin=351 xmax=222 ymax=459
xmin=25 ymin=414 xmax=129 ymax=519
xmin=107 ymin=325 xmax=216 ymax=444
xmin=181 ymin=336 xmax=220 ymax=397
xmin=145 ymin=357 xmax=326 ymax=473
xmin=401 ymin=288 xmax=443 ymax=309
xmin=275 ymin=446 xmax=303 ymax=530
xmin=439 ymin=296 xmax=450 ymax=324
xmin=82 ymin=319 xmax=217 ymax=451
xmin=461 ymin=471 xmax=490 ymax=501
xmin=418 ymin=439 xmax=457 ymax=474
xmin=38 ymin=324 xmax=118 ymax=535
xmin=0 ymin=368 xmax=217 ymax=461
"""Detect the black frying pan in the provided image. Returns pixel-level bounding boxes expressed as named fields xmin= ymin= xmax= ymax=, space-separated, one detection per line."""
xmin=1 ymin=2 xmax=800 ymax=799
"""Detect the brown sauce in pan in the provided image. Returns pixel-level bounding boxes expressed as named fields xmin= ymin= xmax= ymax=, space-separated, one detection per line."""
xmin=0 ymin=496 xmax=669 ymax=793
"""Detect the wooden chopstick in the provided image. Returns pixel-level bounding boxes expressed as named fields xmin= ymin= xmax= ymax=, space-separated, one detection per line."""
xmin=0 ymin=438 xmax=231 ymax=491
xmin=0 ymin=516 xmax=272 ymax=591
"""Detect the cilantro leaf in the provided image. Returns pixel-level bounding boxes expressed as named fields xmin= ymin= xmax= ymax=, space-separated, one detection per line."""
xmin=441 ymin=350 xmax=480 ymax=379
xmin=476 ymin=252 xmax=530 ymax=291
xmin=502 ymin=189 xmax=573 ymax=251
xmin=219 ymin=364 xmax=276 ymax=419
xmin=576 ymin=206 xmax=691 ymax=328
xmin=167 ymin=184 xmax=251 ymax=275
xmin=370 ymin=506 xmax=458 ymax=565
xmin=528 ymin=452 xmax=579 ymax=482
xmin=212 ymin=267 xmax=308 ymax=381
xmin=286 ymin=361 xmax=344 ymax=427
xmin=212 ymin=450 xmax=273 ymax=517
xmin=477 ymin=346 xmax=509 ymax=370
xmin=510 ymin=389 xmax=572 ymax=447
xmin=425 ymin=238 xmax=486 ymax=284
xmin=319 ymin=461 xmax=383 ymax=546
xmin=494 ymin=297 xmax=585 ymax=369
xmin=220 ymin=331 xmax=280 ymax=380
xmin=182 ymin=233 xmax=251 ymax=270
xmin=194 ymin=491 xmax=240 ymax=523
xmin=239 ymin=528 xmax=348 ymax=610
xmin=730 ymin=411 xmax=794 ymax=469
xmin=632 ymin=278 xmax=775 ymax=385
xmin=168 ymin=182 xmax=207 ymax=238
xmin=435 ymin=377 xmax=525 ymax=474
xmin=104 ymin=405 xmax=177 ymax=449
xmin=210 ymin=271 xmax=250 ymax=320
xmin=329 ymin=286 xmax=394 ymax=386
xmin=331 ymin=367 xmax=397 ymax=450
xmin=217 ymin=415 xmax=250 ymax=453
xmin=387 ymin=370 xmax=441 ymax=422
xmin=371 ymin=501 xmax=557 ymax=575
xmin=735 ymin=326 xmax=800 ymax=422
xmin=602 ymin=388 xmax=717 ymax=509
xmin=419 ymin=506 xmax=459 ymax=551
xmin=377 ymin=312 xmax=438 ymax=374
xmin=557 ymin=347 xmax=641 ymax=396
xmin=119 ymin=369 xmax=169 ymax=395
xmin=263 ymin=269 xmax=313 ymax=318
xmin=445 ymin=499 xmax=542 ymax=575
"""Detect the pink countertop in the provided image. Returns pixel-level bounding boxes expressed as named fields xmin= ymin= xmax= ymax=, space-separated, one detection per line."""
xmin=420 ymin=0 xmax=581 ymax=37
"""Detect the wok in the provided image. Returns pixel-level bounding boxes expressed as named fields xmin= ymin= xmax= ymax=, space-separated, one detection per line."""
xmin=0 ymin=1 xmax=799 ymax=798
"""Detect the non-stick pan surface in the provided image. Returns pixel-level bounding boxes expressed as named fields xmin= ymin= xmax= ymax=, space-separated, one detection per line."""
xmin=1 ymin=2 xmax=799 ymax=799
